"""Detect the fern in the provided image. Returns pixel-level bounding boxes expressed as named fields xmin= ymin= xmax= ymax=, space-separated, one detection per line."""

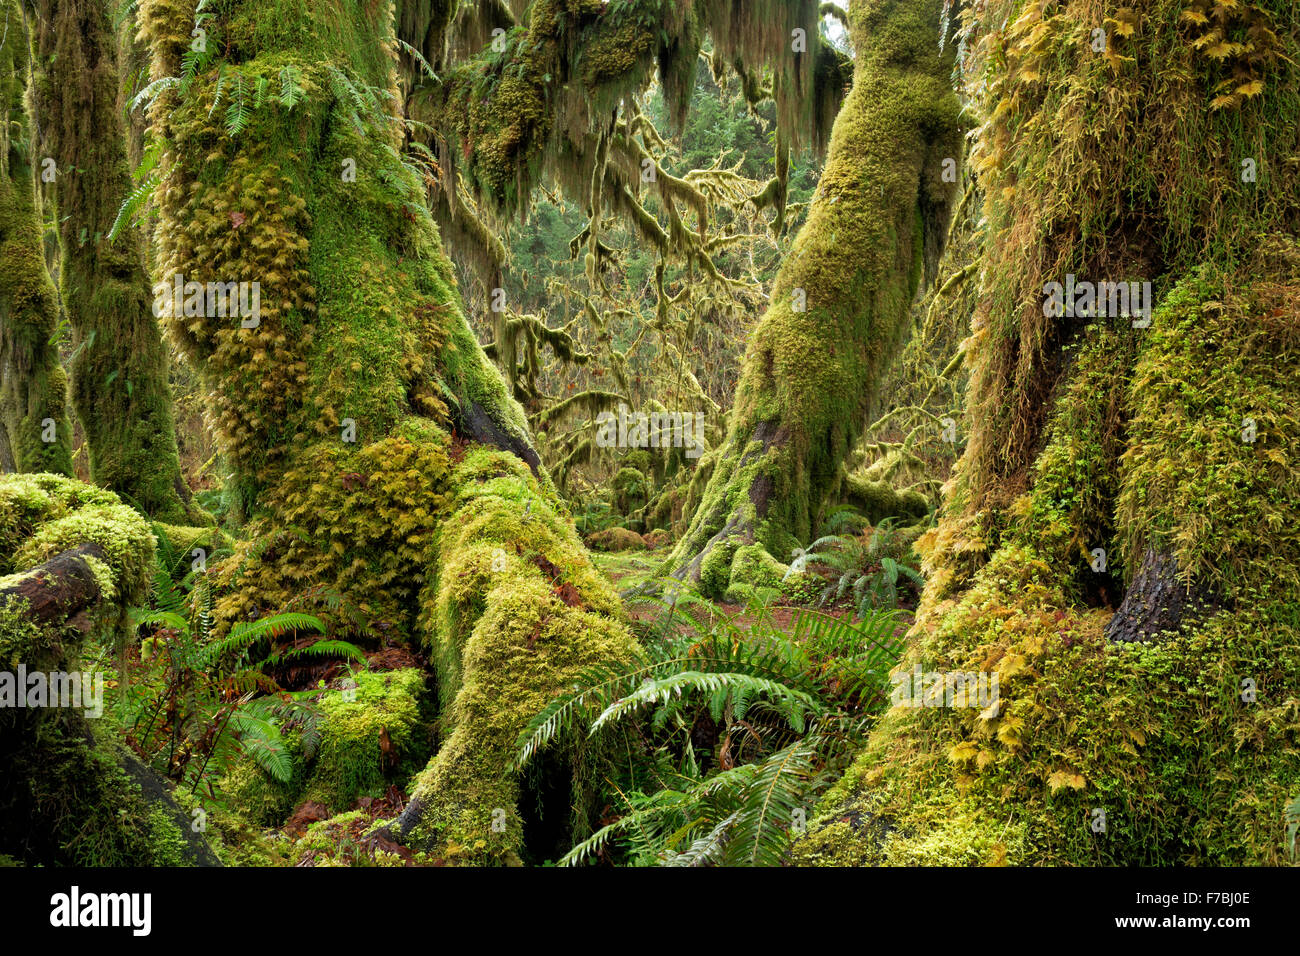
xmin=397 ymin=39 xmax=439 ymax=82
xmin=199 ymin=612 xmax=326 ymax=669
xmin=127 ymin=76 xmax=181 ymax=114
xmin=279 ymin=65 xmax=304 ymax=110
xmin=225 ymin=72 xmax=250 ymax=136
xmin=517 ymin=580 xmax=904 ymax=865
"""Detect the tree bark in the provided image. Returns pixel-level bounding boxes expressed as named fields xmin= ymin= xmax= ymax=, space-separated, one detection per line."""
xmin=0 ymin=542 xmax=106 ymax=632
xmin=0 ymin=0 xmax=74 ymax=476
xmin=24 ymin=0 xmax=198 ymax=521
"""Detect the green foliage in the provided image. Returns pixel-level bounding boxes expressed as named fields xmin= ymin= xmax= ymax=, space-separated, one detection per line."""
xmin=787 ymin=518 xmax=925 ymax=613
xmin=116 ymin=529 xmax=362 ymax=799
xmin=514 ymin=583 xmax=903 ymax=865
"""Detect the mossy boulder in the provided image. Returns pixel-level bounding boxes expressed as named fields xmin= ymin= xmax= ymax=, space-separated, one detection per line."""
xmin=220 ymin=667 xmax=431 ymax=826
xmin=584 ymin=526 xmax=648 ymax=552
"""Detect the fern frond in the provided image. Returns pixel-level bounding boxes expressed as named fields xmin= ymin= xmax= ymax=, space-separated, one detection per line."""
xmin=106 ymin=171 xmax=160 ymax=242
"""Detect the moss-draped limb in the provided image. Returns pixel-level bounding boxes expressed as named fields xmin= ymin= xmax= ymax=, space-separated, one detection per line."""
xmin=25 ymin=0 xmax=196 ymax=521
xmin=665 ymin=0 xmax=963 ymax=594
xmin=795 ymin=0 xmax=1300 ymax=866
xmin=136 ymin=0 xmax=637 ymax=860
xmin=0 ymin=0 xmax=73 ymax=476
xmin=410 ymin=0 xmax=847 ymax=226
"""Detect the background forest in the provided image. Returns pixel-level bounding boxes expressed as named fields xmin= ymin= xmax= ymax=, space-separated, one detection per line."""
xmin=0 ymin=0 xmax=1297 ymax=870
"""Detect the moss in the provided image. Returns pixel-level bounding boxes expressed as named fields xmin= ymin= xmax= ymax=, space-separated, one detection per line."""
xmin=666 ymin=0 xmax=964 ymax=587
xmin=26 ymin=0 xmax=197 ymax=521
xmin=584 ymin=526 xmax=647 ymax=552
xmin=0 ymin=472 xmax=155 ymax=641
xmin=0 ymin=727 xmax=214 ymax=866
xmin=305 ymin=669 xmax=428 ymax=810
xmin=799 ymin=247 xmax=1300 ymax=866
xmin=399 ymin=448 xmax=640 ymax=863
xmin=0 ymin=0 xmax=73 ymax=477
xmin=217 ymin=754 xmax=304 ymax=829
xmin=135 ymin=0 xmax=642 ymax=865
xmin=610 ymin=466 xmax=648 ymax=516
xmin=698 ymin=535 xmax=742 ymax=599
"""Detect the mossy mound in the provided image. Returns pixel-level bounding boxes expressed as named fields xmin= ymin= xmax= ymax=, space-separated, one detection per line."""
xmin=584 ymin=526 xmax=648 ymax=552
xmin=219 ymin=667 xmax=431 ymax=826
xmin=0 ymin=472 xmax=155 ymax=643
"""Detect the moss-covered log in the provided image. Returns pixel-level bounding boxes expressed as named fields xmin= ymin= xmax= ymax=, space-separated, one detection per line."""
xmin=665 ymin=0 xmax=963 ymax=595
xmin=0 ymin=472 xmax=218 ymax=865
xmin=0 ymin=0 xmax=73 ymax=476
xmin=794 ymin=0 xmax=1300 ymax=866
xmin=134 ymin=0 xmax=639 ymax=862
xmin=25 ymin=0 xmax=196 ymax=521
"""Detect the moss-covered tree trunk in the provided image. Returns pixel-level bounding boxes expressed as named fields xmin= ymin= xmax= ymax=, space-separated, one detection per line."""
xmin=0 ymin=0 xmax=73 ymax=476
xmin=795 ymin=0 xmax=1300 ymax=866
xmin=665 ymin=0 xmax=963 ymax=596
xmin=135 ymin=0 xmax=638 ymax=862
xmin=24 ymin=0 xmax=197 ymax=521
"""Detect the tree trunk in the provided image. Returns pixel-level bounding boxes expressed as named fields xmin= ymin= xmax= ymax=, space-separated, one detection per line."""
xmin=134 ymin=0 xmax=639 ymax=862
xmin=665 ymin=0 xmax=963 ymax=596
xmin=25 ymin=0 xmax=198 ymax=521
xmin=794 ymin=0 xmax=1300 ymax=866
xmin=0 ymin=0 xmax=74 ymax=476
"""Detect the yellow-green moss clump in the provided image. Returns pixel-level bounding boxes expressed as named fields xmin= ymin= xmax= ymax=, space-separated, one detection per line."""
xmin=220 ymin=668 xmax=430 ymax=825
xmin=584 ymin=526 xmax=647 ymax=552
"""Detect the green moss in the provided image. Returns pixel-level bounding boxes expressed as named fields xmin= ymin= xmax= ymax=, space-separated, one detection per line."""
xmin=305 ymin=669 xmax=428 ymax=810
xmin=666 ymin=0 xmax=964 ymax=585
xmin=0 ymin=0 xmax=74 ymax=477
xmin=400 ymin=449 xmax=640 ymax=863
xmin=799 ymin=247 xmax=1300 ymax=866
xmin=584 ymin=526 xmax=647 ymax=552
xmin=610 ymin=466 xmax=648 ymax=516
xmin=0 ymin=473 xmax=155 ymax=643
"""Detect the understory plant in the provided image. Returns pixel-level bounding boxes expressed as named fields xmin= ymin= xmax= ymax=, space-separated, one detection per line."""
xmin=786 ymin=517 xmax=925 ymax=614
xmin=513 ymin=584 xmax=905 ymax=865
xmin=114 ymin=528 xmax=367 ymax=801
